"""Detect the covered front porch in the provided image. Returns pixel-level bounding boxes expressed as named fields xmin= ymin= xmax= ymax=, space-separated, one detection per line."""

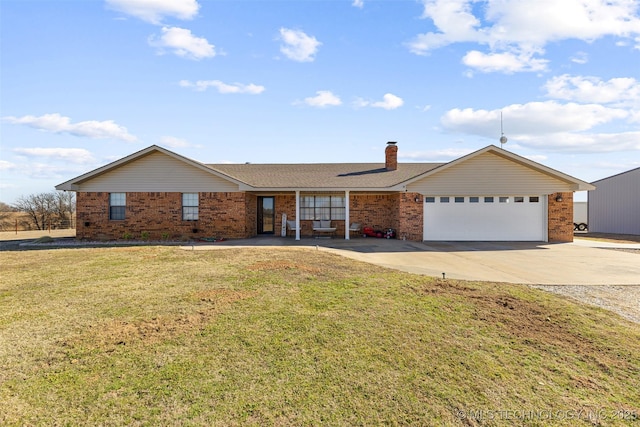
xmin=252 ymin=190 xmax=424 ymax=241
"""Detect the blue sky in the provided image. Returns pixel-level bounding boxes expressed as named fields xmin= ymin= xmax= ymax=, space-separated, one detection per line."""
xmin=1 ymin=0 xmax=639 ymax=204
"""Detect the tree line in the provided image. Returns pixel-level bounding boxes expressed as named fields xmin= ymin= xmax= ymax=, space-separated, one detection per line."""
xmin=0 ymin=191 xmax=76 ymax=231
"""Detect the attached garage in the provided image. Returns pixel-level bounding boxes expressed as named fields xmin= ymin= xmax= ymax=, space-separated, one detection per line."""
xmin=423 ymin=195 xmax=547 ymax=241
xmin=405 ymin=147 xmax=595 ymax=242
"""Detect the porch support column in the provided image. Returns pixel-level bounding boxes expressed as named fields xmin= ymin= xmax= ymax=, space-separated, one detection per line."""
xmin=345 ymin=190 xmax=350 ymax=240
xmin=295 ymin=190 xmax=301 ymax=241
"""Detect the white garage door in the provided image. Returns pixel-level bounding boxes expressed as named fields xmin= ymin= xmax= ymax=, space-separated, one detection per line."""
xmin=423 ymin=196 xmax=547 ymax=241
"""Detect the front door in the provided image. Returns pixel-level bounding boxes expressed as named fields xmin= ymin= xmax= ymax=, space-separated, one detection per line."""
xmin=257 ymin=197 xmax=275 ymax=234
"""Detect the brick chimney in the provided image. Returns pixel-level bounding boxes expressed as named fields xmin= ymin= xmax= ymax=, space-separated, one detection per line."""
xmin=385 ymin=141 xmax=398 ymax=171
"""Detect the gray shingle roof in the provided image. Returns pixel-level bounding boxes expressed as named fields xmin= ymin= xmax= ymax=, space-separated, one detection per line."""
xmin=206 ymin=163 xmax=445 ymax=189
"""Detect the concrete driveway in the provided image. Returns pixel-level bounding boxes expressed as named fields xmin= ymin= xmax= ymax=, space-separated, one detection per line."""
xmin=328 ymin=240 xmax=640 ymax=285
xmin=189 ymin=237 xmax=640 ymax=285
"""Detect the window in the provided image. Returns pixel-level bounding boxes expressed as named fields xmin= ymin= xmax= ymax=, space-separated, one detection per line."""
xmin=455 ymin=197 xmax=464 ymax=203
xmin=440 ymin=197 xmax=450 ymax=203
xmin=182 ymin=193 xmax=199 ymax=221
xmin=529 ymin=196 xmax=539 ymax=203
xmin=425 ymin=197 xmax=435 ymax=203
xmin=514 ymin=196 xmax=524 ymax=203
xmin=109 ymin=193 xmax=126 ymax=220
xmin=300 ymin=196 xmax=345 ymax=220
xmin=484 ymin=196 xmax=494 ymax=203
xmin=470 ymin=197 xmax=479 ymax=203
xmin=499 ymin=197 xmax=509 ymax=203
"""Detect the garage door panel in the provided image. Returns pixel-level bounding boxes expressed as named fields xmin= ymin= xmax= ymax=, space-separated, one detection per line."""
xmin=424 ymin=196 xmax=546 ymax=241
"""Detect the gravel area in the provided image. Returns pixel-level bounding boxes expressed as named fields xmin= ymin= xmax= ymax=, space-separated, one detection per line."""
xmin=531 ymin=285 xmax=640 ymax=325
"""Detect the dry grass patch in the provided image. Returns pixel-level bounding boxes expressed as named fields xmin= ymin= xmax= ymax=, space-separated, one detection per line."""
xmin=82 ymin=289 xmax=256 ymax=349
xmin=246 ymin=259 xmax=321 ymax=274
xmin=1 ymin=246 xmax=639 ymax=426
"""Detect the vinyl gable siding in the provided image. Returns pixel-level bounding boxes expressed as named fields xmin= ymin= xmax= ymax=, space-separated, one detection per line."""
xmin=77 ymin=152 xmax=240 ymax=192
xmin=406 ymin=152 xmax=574 ymax=195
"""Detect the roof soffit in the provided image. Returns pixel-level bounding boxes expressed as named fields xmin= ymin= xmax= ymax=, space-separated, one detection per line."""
xmin=404 ymin=145 xmax=595 ymax=191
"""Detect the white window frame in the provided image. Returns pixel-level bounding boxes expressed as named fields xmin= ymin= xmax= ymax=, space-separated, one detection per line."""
xmin=109 ymin=193 xmax=126 ymax=221
xmin=182 ymin=193 xmax=199 ymax=221
xmin=300 ymin=195 xmax=345 ymax=220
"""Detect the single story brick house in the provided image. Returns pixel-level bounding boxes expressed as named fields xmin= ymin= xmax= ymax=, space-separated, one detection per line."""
xmin=56 ymin=142 xmax=594 ymax=242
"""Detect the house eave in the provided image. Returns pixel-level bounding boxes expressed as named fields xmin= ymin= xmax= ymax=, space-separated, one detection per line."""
xmin=55 ymin=145 xmax=248 ymax=190
xmin=240 ymin=184 xmax=407 ymax=192
xmin=400 ymin=145 xmax=595 ymax=191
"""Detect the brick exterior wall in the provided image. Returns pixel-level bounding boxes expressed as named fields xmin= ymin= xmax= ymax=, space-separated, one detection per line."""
xmin=548 ymin=192 xmax=574 ymax=242
xmin=397 ymin=193 xmax=424 ymax=241
xmin=76 ymin=192 xmax=254 ymax=240
xmin=77 ymin=190 xmax=573 ymax=243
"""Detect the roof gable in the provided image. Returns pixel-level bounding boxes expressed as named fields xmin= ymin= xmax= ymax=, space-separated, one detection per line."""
xmin=56 ymin=144 xmax=595 ymax=193
xmin=405 ymin=145 xmax=595 ymax=194
xmin=56 ymin=145 xmax=245 ymax=191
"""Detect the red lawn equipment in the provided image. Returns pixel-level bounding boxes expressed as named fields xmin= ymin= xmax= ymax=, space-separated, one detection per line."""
xmin=363 ymin=227 xmax=396 ymax=239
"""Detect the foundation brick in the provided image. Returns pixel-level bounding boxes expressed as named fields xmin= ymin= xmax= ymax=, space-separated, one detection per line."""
xmin=77 ymin=192 xmax=254 ymax=240
xmin=548 ymin=192 xmax=574 ymax=242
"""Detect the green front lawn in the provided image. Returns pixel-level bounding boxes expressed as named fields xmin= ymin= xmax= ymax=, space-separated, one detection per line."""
xmin=1 ymin=246 xmax=638 ymax=425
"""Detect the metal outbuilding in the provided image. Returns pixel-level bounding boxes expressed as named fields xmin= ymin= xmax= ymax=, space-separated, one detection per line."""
xmin=588 ymin=167 xmax=640 ymax=235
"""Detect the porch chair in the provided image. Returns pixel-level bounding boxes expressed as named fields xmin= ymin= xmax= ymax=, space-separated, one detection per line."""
xmin=348 ymin=223 xmax=361 ymax=236
xmin=286 ymin=220 xmax=299 ymax=237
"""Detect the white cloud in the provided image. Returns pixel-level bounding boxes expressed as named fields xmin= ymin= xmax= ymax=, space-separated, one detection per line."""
xmin=279 ymin=28 xmax=321 ymax=62
xmin=408 ymin=0 xmax=640 ymax=72
xmin=159 ymin=136 xmax=202 ymax=149
xmin=28 ymin=163 xmax=78 ymax=180
xmin=517 ymin=131 xmax=640 ymax=153
xmin=0 ymin=160 xmax=16 ymax=171
xmin=462 ymin=50 xmax=548 ymax=73
xmin=570 ymin=51 xmax=589 ymax=64
xmin=441 ymin=101 xmax=638 ymax=153
xmin=13 ymin=147 xmax=95 ymax=164
xmin=544 ymin=74 xmax=640 ymax=106
xmin=302 ymin=91 xmax=342 ymax=107
xmin=442 ymin=101 xmax=628 ymax=137
xmin=105 ymin=0 xmax=199 ymax=24
xmin=373 ymin=93 xmax=404 ymax=110
xmin=409 ymin=0 xmax=481 ymax=53
xmin=585 ymin=159 xmax=640 ymax=172
xmin=354 ymin=93 xmax=404 ymax=110
xmin=179 ymin=79 xmax=265 ymax=94
xmin=149 ymin=26 xmax=215 ymax=60
xmin=2 ymin=113 xmax=137 ymax=142
xmin=352 ymin=0 xmax=364 ymax=8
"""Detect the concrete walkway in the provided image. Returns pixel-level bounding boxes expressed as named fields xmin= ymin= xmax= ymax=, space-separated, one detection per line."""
xmin=184 ymin=237 xmax=640 ymax=285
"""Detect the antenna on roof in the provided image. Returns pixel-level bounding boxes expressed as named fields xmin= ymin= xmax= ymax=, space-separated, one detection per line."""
xmin=499 ymin=111 xmax=507 ymax=149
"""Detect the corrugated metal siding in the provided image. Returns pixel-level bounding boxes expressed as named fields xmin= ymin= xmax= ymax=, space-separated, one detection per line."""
xmin=589 ymin=168 xmax=640 ymax=235
xmin=78 ymin=152 xmax=240 ymax=192
xmin=406 ymin=152 xmax=574 ymax=195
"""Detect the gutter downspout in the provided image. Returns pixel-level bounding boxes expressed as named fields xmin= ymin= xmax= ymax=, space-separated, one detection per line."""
xmin=345 ymin=190 xmax=350 ymax=240
xmin=295 ymin=190 xmax=300 ymax=241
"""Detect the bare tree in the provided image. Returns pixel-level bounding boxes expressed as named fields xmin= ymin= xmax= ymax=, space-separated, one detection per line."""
xmin=0 ymin=201 xmax=17 ymax=231
xmin=13 ymin=193 xmax=55 ymax=230
xmin=54 ymin=191 xmax=76 ymax=228
xmin=12 ymin=191 xmax=75 ymax=230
